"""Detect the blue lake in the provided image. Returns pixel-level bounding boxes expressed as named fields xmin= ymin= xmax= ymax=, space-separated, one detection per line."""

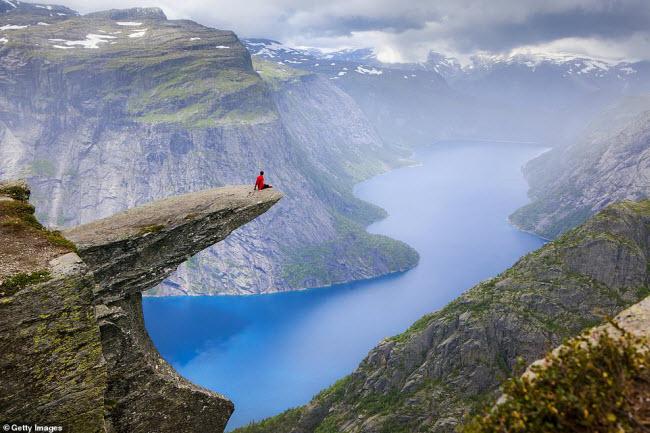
xmin=143 ymin=141 xmax=548 ymax=430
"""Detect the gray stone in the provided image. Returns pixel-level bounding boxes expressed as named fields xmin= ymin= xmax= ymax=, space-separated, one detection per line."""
xmin=1 ymin=180 xmax=282 ymax=432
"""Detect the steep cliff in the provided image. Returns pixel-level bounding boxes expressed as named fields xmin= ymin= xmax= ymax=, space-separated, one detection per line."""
xmin=234 ymin=199 xmax=650 ymax=433
xmin=0 ymin=2 xmax=417 ymax=296
xmin=510 ymin=105 xmax=650 ymax=240
xmin=0 ymin=179 xmax=282 ymax=432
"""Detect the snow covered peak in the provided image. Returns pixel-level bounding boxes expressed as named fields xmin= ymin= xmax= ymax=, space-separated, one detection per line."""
xmin=244 ymin=39 xmax=308 ymax=59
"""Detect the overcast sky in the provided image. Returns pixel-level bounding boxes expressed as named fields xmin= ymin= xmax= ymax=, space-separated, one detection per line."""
xmin=60 ymin=0 xmax=650 ymax=63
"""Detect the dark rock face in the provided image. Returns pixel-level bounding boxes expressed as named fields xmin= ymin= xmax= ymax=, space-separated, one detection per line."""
xmin=235 ymin=200 xmax=650 ymax=433
xmin=1 ymin=181 xmax=282 ymax=432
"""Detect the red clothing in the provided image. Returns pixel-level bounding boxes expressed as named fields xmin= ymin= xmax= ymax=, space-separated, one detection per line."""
xmin=254 ymin=175 xmax=264 ymax=190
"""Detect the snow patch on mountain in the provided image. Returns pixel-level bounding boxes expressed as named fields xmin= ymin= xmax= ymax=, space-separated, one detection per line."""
xmin=356 ymin=66 xmax=382 ymax=75
xmin=0 ymin=24 xmax=27 ymax=30
xmin=49 ymin=33 xmax=116 ymax=49
xmin=128 ymin=29 xmax=146 ymax=38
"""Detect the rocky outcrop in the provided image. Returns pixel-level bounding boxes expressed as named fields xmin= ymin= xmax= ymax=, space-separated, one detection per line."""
xmin=464 ymin=295 xmax=650 ymax=432
xmin=235 ymin=199 xmax=650 ymax=433
xmin=1 ymin=180 xmax=282 ymax=432
xmin=510 ymin=106 xmax=650 ymax=239
xmin=524 ymin=294 xmax=650 ymax=381
xmin=0 ymin=2 xmax=417 ymax=295
xmin=63 ymin=186 xmax=281 ymax=432
xmin=63 ymin=186 xmax=282 ymax=297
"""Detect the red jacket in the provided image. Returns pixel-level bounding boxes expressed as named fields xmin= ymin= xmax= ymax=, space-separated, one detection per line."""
xmin=254 ymin=175 xmax=264 ymax=190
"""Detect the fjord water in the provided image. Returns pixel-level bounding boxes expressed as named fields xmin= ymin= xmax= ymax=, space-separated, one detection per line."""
xmin=143 ymin=141 xmax=547 ymax=430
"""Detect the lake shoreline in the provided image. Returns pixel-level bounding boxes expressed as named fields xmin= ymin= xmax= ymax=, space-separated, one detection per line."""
xmin=146 ymin=140 xmax=546 ymax=298
xmin=144 ymin=140 xmax=550 ymax=430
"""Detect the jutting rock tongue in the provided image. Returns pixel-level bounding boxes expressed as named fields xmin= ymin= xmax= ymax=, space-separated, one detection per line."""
xmin=62 ymin=185 xmax=282 ymax=433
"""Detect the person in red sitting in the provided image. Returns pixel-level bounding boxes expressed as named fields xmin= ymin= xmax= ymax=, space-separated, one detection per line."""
xmin=254 ymin=170 xmax=273 ymax=190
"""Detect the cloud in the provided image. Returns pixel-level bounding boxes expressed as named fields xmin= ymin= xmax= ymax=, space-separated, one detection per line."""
xmin=53 ymin=0 xmax=650 ymax=62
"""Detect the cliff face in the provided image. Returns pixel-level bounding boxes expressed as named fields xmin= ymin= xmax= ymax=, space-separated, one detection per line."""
xmin=0 ymin=180 xmax=282 ymax=432
xmin=0 ymin=179 xmax=105 ymax=431
xmin=156 ymin=60 xmax=418 ymax=295
xmin=235 ymin=200 xmax=650 ymax=433
xmin=0 ymin=2 xmax=417 ymax=295
xmin=510 ymin=106 xmax=650 ymax=240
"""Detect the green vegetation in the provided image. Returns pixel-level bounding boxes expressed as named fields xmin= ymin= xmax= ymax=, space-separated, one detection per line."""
xmin=279 ymin=213 xmax=419 ymax=287
xmin=0 ymin=271 xmax=52 ymax=296
xmin=237 ymin=407 xmax=305 ymax=433
xmin=314 ymin=416 xmax=339 ymax=433
xmin=511 ymin=200 xmax=594 ymax=240
xmin=252 ymin=57 xmax=309 ymax=91
xmin=120 ymin=54 xmax=277 ymax=127
xmin=0 ymin=197 xmax=77 ymax=253
xmin=243 ymin=199 xmax=648 ymax=433
xmin=0 ymin=200 xmax=44 ymax=230
xmin=274 ymin=134 xmax=417 ymax=289
xmin=139 ymin=224 xmax=166 ymax=235
xmin=43 ymin=230 xmax=78 ymax=252
xmin=32 ymin=159 xmax=56 ymax=178
xmin=125 ymin=61 xmax=269 ymax=126
xmin=0 ymin=185 xmax=30 ymax=202
xmin=510 ymin=106 xmax=650 ymax=240
xmin=21 ymin=18 xmax=278 ymax=128
xmin=392 ymin=201 xmax=650 ymax=345
xmin=464 ymin=321 xmax=650 ymax=433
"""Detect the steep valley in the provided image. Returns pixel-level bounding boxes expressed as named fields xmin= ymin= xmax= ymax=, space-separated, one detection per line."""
xmin=0 ymin=2 xmax=418 ymax=295
xmin=235 ymin=199 xmax=650 ymax=433
xmin=1 ymin=2 xmax=649 ymax=432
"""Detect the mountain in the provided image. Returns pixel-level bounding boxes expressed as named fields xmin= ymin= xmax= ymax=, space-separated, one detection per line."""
xmin=234 ymin=199 xmax=650 ymax=433
xmin=243 ymin=39 xmax=576 ymax=146
xmin=510 ymin=102 xmax=650 ymax=240
xmin=445 ymin=53 xmax=650 ymax=125
xmin=0 ymin=3 xmax=418 ymax=295
xmin=245 ymin=39 xmax=650 ymax=146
